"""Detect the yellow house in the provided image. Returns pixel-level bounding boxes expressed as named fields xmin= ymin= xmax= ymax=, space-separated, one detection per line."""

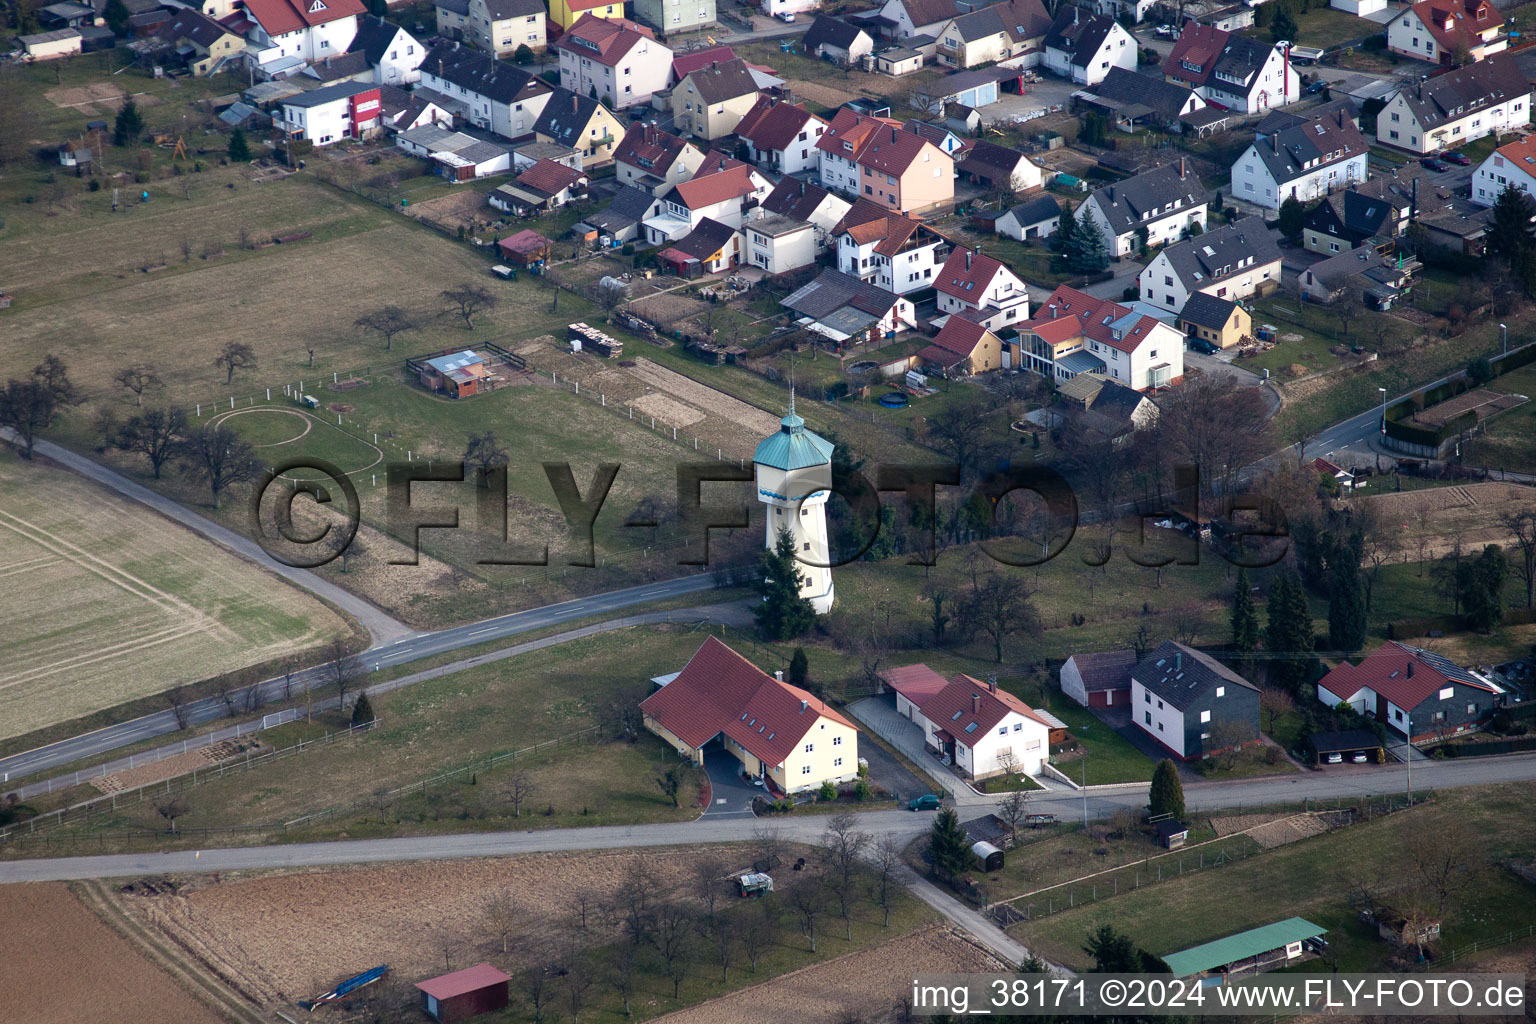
xmin=670 ymin=58 xmax=761 ymax=141
xmin=640 ymin=636 xmax=861 ymax=796
xmin=535 ymin=89 xmax=626 ymax=165
xmin=550 ymin=0 xmax=623 ymax=32
xmin=918 ymin=315 xmax=1002 ymax=376
xmin=1177 ymin=293 xmax=1251 ymax=350
xmin=158 ymin=8 xmax=244 ymax=76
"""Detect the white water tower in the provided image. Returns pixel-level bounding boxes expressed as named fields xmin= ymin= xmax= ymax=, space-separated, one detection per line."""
xmin=752 ymin=399 xmax=835 ymax=615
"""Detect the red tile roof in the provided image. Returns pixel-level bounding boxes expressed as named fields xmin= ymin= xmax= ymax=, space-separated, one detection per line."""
xmin=1021 ymin=283 xmax=1164 ymax=355
xmin=930 ymin=315 xmax=993 ymax=357
xmin=1163 ymin=22 xmax=1228 ymax=87
xmin=516 ymin=158 xmax=586 ymax=195
xmin=817 ymin=108 xmax=939 ymax=176
xmin=616 ymin=123 xmax=695 ymax=176
xmin=415 ymin=963 xmax=511 ymax=1001
xmin=498 ymin=228 xmax=552 ymax=256
xmin=555 ymin=14 xmax=656 ymax=66
xmin=833 ymin=197 xmax=936 ymax=257
xmin=879 ymin=663 xmax=951 ymax=704
xmin=1317 ymin=641 xmax=1498 ymax=709
xmin=1409 ymin=0 xmax=1502 ymax=53
xmin=934 ymin=247 xmax=1013 ymax=301
xmin=672 ymin=44 xmax=737 ymax=80
xmin=640 ymin=637 xmax=857 ymax=767
xmin=735 ymin=96 xmax=825 ymax=153
xmin=666 ymin=164 xmax=757 ymax=210
xmin=243 ymin=0 xmax=364 ymax=35
xmin=917 ymin=674 xmax=1052 ymax=744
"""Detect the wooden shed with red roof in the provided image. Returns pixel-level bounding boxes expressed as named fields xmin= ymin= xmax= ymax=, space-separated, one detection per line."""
xmin=415 ymin=963 xmax=510 ymax=1023
xmin=641 ymin=637 xmax=860 ymax=795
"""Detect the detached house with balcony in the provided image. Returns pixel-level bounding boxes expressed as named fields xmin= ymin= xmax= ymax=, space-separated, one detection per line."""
xmin=1042 ymin=7 xmax=1134 ymax=86
xmin=735 ymin=96 xmax=827 ymax=176
xmin=533 ymin=88 xmax=624 ymax=165
xmin=419 ymin=42 xmax=553 ymax=141
xmin=555 ymin=15 xmax=671 ymax=109
xmin=1162 ymin=24 xmax=1298 ymax=114
xmin=278 ymin=79 xmax=382 ymax=144
xmin=670 ymin=58 xmax=761 ymax=141
xmin=931 ymin=0 xmax=1051 ymax=69
xmin=934 ymin=247 xmax=1029 ymax=332
xmin=1376 ymin=53 xmax=1529 ymax=154
xmin=1231 ymin=108 xmax=1369 ymax=211
xmin=615 ymin=124 xmax=703 ymax=195
xmin=816 ymin=109 xmax=954 ymax=215
xmin=1078 ymin=160 xmax=1207 ymax=259
xmin=1016 ymin=284 xmax=1184 ymax=389
xmin=834 ymin=198 xmax=950 ymax=295
xmin=642 ymin=163 xmax=769 ymax=243
xmin=1132 ymin=641 xmax=1259 ymax=760
xmin=762 ymin=177 xmax=851 ymax=250
xmin=236 ymin=0 xmax=364 ymax=78
xmin=1386 ymin=0 xmax=1504 ymax=65
xmin=1139 ymin=217 xmax=1281 ymax=312
xmin=884 ymin=664 xmax=1054 ymax=780
xmin=1317 ymin=642 xmax=1502 ymax=743
xmin=1302 ymin=186 xmax=1408 ymax=252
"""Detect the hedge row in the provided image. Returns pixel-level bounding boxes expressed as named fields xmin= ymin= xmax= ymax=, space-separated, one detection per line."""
xmin=1387 ymin=608 xmax=1536 ymax=639
xmin=1429 ymin=735 xmax=1536 ymax=757
xmin=1382 ymin=340 xmax=1536 ymax=436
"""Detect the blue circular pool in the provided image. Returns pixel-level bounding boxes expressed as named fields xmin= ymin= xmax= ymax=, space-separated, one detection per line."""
xmin=878 ymin=392 xmax=910 ymax=408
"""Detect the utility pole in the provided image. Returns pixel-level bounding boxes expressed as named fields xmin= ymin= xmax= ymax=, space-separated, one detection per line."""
xmin=1081 ymin=754 xmax=1088 ymax=826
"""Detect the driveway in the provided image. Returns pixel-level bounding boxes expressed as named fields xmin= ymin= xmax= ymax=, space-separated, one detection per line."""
xmin=848 ymin=696 xmax=990 ymax=807
xmin=701 ymin=747 xmax=762 ymax=818
xmin=1089 ymin=703 xmax=1200 ymax=781
xmin=1076 ymin=258 xmax=1144 ymax=301
xmin=853 ymin=721 xmax=929 ymax=805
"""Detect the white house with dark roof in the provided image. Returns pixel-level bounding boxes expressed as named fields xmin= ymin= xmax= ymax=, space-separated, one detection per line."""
xmin=1042 ymin=7 xmax=1134 ymax=86
xmin=347 ymin=15 xmax=423 ymax=85
xmin=762 ymin=177 xmax=851 ymax=250
xmin=1162 ymin=24 xmax=1297 ymax=114
xmin=782 ymin=267 xmax=916 ymax=342
xmin=803 ymin=15 xmax=875 ymax=62
xmin=419 ymin=42 xmax=553 ymax=141
xmin=1138 ymin=216 xmax=1281 ymax=311
xmin=1376 ymin=53 xmax=1529 ymax=154
xmin=1231 ymin=109 xmax=1369 ymax=211
xmin=996 ymin=194 xmax=1063 ymax=241
xmin=834 ymin=197 xmax=950 ymax=294
xmin=931 ymin=0 xmax=1051 ymax=69
xmin=745 ymin=214 xmax=817 ymax=274
xmin=1078 ymin=160 xmax=1207 ymax=258
xmin=1131 ymin=641 xmax=1259 ymax=759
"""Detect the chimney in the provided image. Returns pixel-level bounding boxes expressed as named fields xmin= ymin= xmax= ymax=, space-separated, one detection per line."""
xmin=972 ymin=694 xmax=982 ymax=714
xmin=965 ymin=248 xmax=972 ymax=270
xmin=1273 ymin=132 xmax=1278 ymax=154
xmin=987 ymin=675 xmax=997 ymax=694
xmin=1175 ymin=650 xmax=1182 ymax=671
xmin=1048 ymin=302 xmax=1056 ymax=317
xmin=1108 ymin=185 xmax=1115 ymax=203
xmin=1407 ymin=661 xmax=1415 ymax=678
xmin=800 ymin=698 xmax=809 ymax=712
xmin=775 ymin=669 xmax=784 ymax=681
xmin=324 ymin=55 xmax=331 ymax=66
xmin=1179 ymin=156 xmax=1185 ymax=177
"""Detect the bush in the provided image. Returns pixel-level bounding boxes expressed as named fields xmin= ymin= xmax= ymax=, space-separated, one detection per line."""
xmin=621 ymin=242 xmax=634 ymax=255
xmin=819 ymin=779 xmax=837 ymax=801
xmin=88 ymin=179 xmax=100 ymax=192
xmin=1264 ymin=745 xmax=1283 ymax=765
xmin=854 ymin=778 xmax=872 ymax=800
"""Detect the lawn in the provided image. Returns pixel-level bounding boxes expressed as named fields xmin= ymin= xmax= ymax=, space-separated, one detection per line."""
xmin=1045 ymin=704 xmax=1156 ymax=785
xmin=1239 ymin=7 xmax=1380 ymax=47
xmin=1463 ymin=361 xmax=1536 ymax=474
xmin=1014 ymin=784 xmax=1536 ymax=972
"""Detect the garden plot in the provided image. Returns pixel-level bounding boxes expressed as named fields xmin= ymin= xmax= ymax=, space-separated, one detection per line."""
xmin=1351 ymin=482 xmax=1534 ymax=560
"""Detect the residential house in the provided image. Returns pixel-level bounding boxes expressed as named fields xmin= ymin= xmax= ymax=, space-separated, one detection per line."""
xmin=1074 ymin=65 xmax=1206 ymax=133
xmin=1131 ymin=640 xmax=1260 ymax=760
xmin=995 ymin=194 xmax=1064 ymax=241
xmin=489 ymin=158 xmax=590 ymax=213
xmin=378 ymin=83 xmax=452 ymax=131
xmin=1386 ymin=0 xmax=1504 ymax=65
xmin=660 ymin=218 xmax=742 ymax=275
xmin=1316 ymin=641 xmax=1503 ymax=742
xmin=1177 ymin=292 xmax=1250 ymax=349
xmin=670 ymin=44 xmax=736 ymax=84
xmin=634 ymin=0 xmax=716 ymax=35
xmin=395 ymin=123 xmax=511 ymax=178
xmin=901 ymin=668 xmax=1054 ymax=779
xmin=1060 ymin=648 xmax=1136 ymax=707
xmin=877 ymin=0 xmax=970 ymax=40
xmin=588 ymin=183 xmax=660 ymax=242
xmin=781 ymin=267 xmax=916 ymax=343
xmin=419 ymin=42 xmax=553 ymax=142
xmin=835 ymin=198 xmax=951 ymax=294
xmin=1298 ymin=246 xmax=1417 ymax=309
xmin=904 ymin=119 xmax=968 ymax=156
xmin=745 ymin=214 xmax=817 ymax=273
xmin=155 ymin=8 xmax=244 ymax=75
xmin=278 ymin=80 xmax=382 ymax=145
xmin=803 ymin=15 xmax=874 ymax=62
xmin=615 ymin=123 xmax=703 ymax=195
xmin=237 ymin=0 xmax=365 ymax=78
xmin=762 ymin=176 xmax=851 ymax=250
xmin=1016 ymin=283 xmax=1185 ymax=388
xmin=1302 ymin=187 xmax=1406 ymax=253
xmin=815 ymin=109 xmax=954 ymax=215
xmin=1139 ymin=217 xmax=1281 ymax=311
xmin=1471 ymin=133 xmax=1536 ymax=206
xmin=1231 ymin=109 xmax=1369 ymax=211
xmin=1333 ymin=0 xmax=1387 ymax=15
xmin=1163 ymin=25 xmax=1298 ymax=114
xmin=640 ymin=637 xmax=860 ymax=795
xmin=642 ymin=163 xmax=769 ymax=243
xmin=349 ymin=15 xmax=424 ymax=85
xmin=550 ymin=0 xmax=623 ymax=33
xmin=1092 ymin=0 xmax=1155 ymax=23
xmin=917 ymin=314 xmax=1004 ymax=376
xmin=1042 ymin=8 xmax=1135 ymax=87
xmin=763 ymin=0 xmax=816 ymax=18
xmin=956 ymin=139 xmax=1043 ymax=193
xmin=931 ymin=0 xmax=1051 ymax=69
xmin=671 ymin=58 xmax=761 ymax=141
xmin=1375 ymin=54 xmax=1529 ymax=154
xmin=1196 ymin=4 xmax=1253 ymax=31
xmin=735 ymin=96 xmax=828 ymax=176
xmin=935 ymin=247 xmax=1029 ymax=331
xmin=555 ymin=15 xmax=671 ymax=109
xmin=435 ymin=0 xmax=470 ymax=41
xmin=465 ymin=0 xmax=544 ymax=58
xmin=301 ymin=50 xmax=373 ymax=83
xmin=1416 ymin=190 xmax=1495 ymax=253
xmin=1066 ymin=374 xmax=1160 ymax=443
xmin=533 ymin=88 xmax=623 ymax=165
xmin=36 ymin=1 xmax=92 ymax=29
xmin=1078 ymin=160 xmax=1207 ymax=259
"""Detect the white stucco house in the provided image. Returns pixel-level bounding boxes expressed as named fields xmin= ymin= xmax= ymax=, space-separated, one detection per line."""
xmin=1230 ymin=109 xmax=1369 ymax=211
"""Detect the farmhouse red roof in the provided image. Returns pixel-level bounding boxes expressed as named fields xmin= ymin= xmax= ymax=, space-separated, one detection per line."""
xmin=917 ymin=674 xmax=1052 ymax=744
xmin=1317 ymin=641 xmax=1498 ymax=709
xmin=1162 ymin=22 xmax=1227 ymax=87
xmin=1022 ymin=283 xmax=1162 ymax=355
xmin=517 ymin=158 xmax=585 ymax=195
xmin=935 ymin=247 xmax=1008 ymax=300
xmin=640 ymin=637 xmax=856 ymax=768
xmin=735 ymin=96 xmax=824 ymax=153
xmin=415 ymin=963 xmax=512 ymax=1000
xmin=497 ymin=228 xmax=552 ymax=256
xmin=556 ymin=14 xmax=656 ymax=66
xmin=879 ymin=663 xmax=951 ymax=704
xmin=834 ymin=198 xmax=933 ymax=257
xmin=242 ymin=0 xmax=365 ymax=36
xmin=930 ymin=315 xmax=992 ymax=356
xmin=672 ymin=44 xmax=737 ymax=79
xmin=666 ymin=164 xmax=757 ymax=210
xmin=1408 ymin=0 xmax=1502 ymax=52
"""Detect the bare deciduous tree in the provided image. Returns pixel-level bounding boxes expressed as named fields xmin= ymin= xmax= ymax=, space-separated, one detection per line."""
xmin=614 ymin=860 xmax=654 ymax=947
xmin=165 ymin=685 xmax=192 ymax=730
xmin=995 ymin=790 xmax=1031 ymax=845
xmin=692 ymin=851 xmax=730 ymax=922
xmin=711 ymin=913 xmax=738 ymax=982
xmin=786 ymin=873 xmax=828 ymax=953
xmin=1499 ymin=509 xmax=1536 ymax=609
xmin=1259 ymin=686 xmax=1295 ymax=732
xmin=113 ymin=364 xmax=161 ymax=406
xmin=822 ymin=812 xmax=870 ymax=939
xmin=503 ymin=770 xmax=536 ymax=818
xmin=520 ymin=966 xmax=552 ymax=1024
xmin=154 ymin=795 xmax=189 ymax=833
xmin=738 ymin=900 xmax=777 ymax=971
xmin=178 ymin=424 xmax=259 ymax=508
xmin=441 ymin=284 xmax=497 ymax=329
xmin=213 ymin=341 xmax=257 ymax=384
xmin=870 ymin=836 xmax=902 ymax=928
xmin=650 ymin=901 xmax=696 ymax=999
xmin=354 ymin=306 xmax=417 ymax=351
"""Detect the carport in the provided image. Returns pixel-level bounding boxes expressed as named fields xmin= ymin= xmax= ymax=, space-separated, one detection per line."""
xmin=1307 ymin=728 xmax=1383 ymax=766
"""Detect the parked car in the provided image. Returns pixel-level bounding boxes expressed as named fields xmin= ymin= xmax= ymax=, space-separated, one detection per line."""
xmin=1187 ymin=337 xmax=1219 ymax=355
xmin=1154 ymin=23 xmax=1176 ymax=37
xmin=775 ymin=10 xmax=795 ymax=21
xmin=1351 ymin=752 xmax=1369 ymax=763
xmin=1306 ymin=79 xmax=1327 ymax=95
xmin=1326 ymin=752 xmax=1344 ymax=764
xmin=1421 ymin=156 xmax=1451 ymax=171
xmin=909 ymin=793 xmax=942 ymax=811
xmin=1444 ymin=151 xmax=1472 ymax=165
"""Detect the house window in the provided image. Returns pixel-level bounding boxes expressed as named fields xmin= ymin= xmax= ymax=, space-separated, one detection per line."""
xmin=1156 ymin=700 xmax=1163 ymax=710
xmin=1216 ymin=686 xmax=1224 ymax=697
xmin=1200 ymin=710 xmax=1211 ymax=723
xmin=801 ymin=764 xmax=812 ymax=774
xmin=1144 ymin=692 xmax=1150 ymax=703
xmin=833 ymin=735 xmax=842 ymax=745
xmin=804 ymin=742 xmax=813 ymax=752
xmin=1158 ymin=722 xmax=1164 ymax=731
xmin=1145 ymin=711 xmax=1152 ymax=725
xmin=998 ymin=726 xmax=1008 ymax=735
xmin=834 ymin=757 xmax=843 ymax=767
xmin=1013 ymin=723 xmax=1022 ymax=732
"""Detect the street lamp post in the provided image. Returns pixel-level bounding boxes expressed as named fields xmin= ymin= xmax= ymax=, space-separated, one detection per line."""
xmin=1379 ymin=387 xmax=1388 ymax=435
xmin=1501 ymin=322 xmax=1508 ymax=354
xmin=1081 ymin=754 xmax=1088 ymax=827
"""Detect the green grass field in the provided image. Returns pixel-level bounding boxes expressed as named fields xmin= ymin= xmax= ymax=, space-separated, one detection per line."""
xmin=1046 ymin=704 xmax=1156 ymax=785
xmin=1463 ymin=362 xmax=1536 ymax=474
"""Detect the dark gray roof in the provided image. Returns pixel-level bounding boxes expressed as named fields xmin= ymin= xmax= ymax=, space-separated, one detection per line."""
xmin=1088 ymin=378 xmax=1149 ymax=421
xmin=1308 ymin=729 xmax=1381 ymax=753
xmin=435 ymin=0 xmax=469 ymax=14
xmin=1088 ymin=161 xmax=1203 ymax=236
xmin=946 ymin=0 xmax=1050 ymax=43
xmin=763 ymin=177 xmax=836 ymax=220
xmin=282 ymin=80 xmax=379 ymax=108
xmin=159 ymin=8 xmax=234 ymax=48
xmin=350 ymin=15 xmax=408 ymax=67
xmin=667 ymin=217 xmax=738 ymax=260
xmin=532 ymin=88 xmax=603 ymax=146
xmin=1305 ymin=188 xmax=1395 ymax=241
xmin=1091 ymin=67 xmax=1197 ymax=123
xmin=783 ymin=267 xmax=902 ymax=320
xmin=1004 ymin=194 xmax=1061 ymax=227
xmin=591 ymin=183 xmax=658 ymax=232
xmin=1247 ymin=109 xmax=1366 ymax=186
xmin=1132 ymin=640 xmax=1255 ymax=710
xmin=483 ymin=0 xmax=542 ymax=18
xmin=1394 ymin=54 xmax=1528 ymax=130
xmin=957 ymin=138 xmax=1029 ymax=176
xmin=1178 ymin=291 xmax=1238 ymax=329
xmin=1043 ymin=8 xmax=1116 ymax=69
xmin=679 ymin=57 xmax=759 ymax=104
xmin=936 ymin=64 xmax=1015 ymax=98
xmin=306 ymin=51 xmax=370 ymax=81
xmin=423 ymin=42 xmax=549 ymax=105
xmin=1065 ymin=648 xmax=1135 ymax=692
xmin=1207 ymin=34 xmax=1274 ymax=99
xmin=803 ymin=14 xmax=868 ymax=51
xmin=1305 ymin=246 xmax=1401 ymax=292
xmin=1161 ymin=217 xmax=1279 ymax=288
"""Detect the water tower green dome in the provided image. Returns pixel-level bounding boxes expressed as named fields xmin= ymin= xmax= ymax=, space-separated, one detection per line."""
xmin=753 ymin=409 xmax=834 ymax=471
